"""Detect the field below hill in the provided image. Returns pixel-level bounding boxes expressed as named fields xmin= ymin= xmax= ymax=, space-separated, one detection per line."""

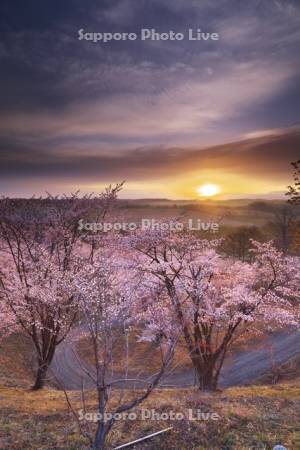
xmin=1 ymin=332 xmax=300 ymax=449
xmin=0 ymin=382 xmax=300 ymax=449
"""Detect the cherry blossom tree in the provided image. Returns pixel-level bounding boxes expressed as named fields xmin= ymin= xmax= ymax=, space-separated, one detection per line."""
xmin=286 ymin=159 xmax=300 ymax=252
xmin=287 ymin=159 xmax=300 ymax=205
xmin=63 ymin=251 xmax=177 ymax=450
xmin=0 ymin=245 xmax=79 ymax=388
xmin=124 ymin=227 xmax=300 ymax=391
xmin=0 ymin=295 xmax=16 ymax=344
xmin=0 ymin=185 xmax=122 ymax=389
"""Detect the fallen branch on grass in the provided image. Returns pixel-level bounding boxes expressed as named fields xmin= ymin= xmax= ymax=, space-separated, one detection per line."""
xmin=114 ymin=427 xmax=173 ymax=449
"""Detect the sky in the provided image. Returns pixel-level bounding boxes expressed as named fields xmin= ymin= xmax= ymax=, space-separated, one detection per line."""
xmin=0 ymin=0 xmax=300 ymax=199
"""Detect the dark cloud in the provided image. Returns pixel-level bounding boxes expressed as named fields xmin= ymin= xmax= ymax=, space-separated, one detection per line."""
xmin=0 ymin=129 xmax=299 ymax=182
xmin=0 ymin=0 xmax=300 ymax=195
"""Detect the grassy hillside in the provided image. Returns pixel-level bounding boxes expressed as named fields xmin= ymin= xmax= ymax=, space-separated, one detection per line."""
xmin=1 ymin=332 xmax=300 ymax=449
xmin=0 ymin=382 xmax=299 ymax=449
xmin=0 ymin=334 xmax=33 ymax=389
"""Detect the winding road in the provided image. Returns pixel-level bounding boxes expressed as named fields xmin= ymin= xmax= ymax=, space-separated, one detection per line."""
xmin=50 ymin=328 xmax=300 ymax=390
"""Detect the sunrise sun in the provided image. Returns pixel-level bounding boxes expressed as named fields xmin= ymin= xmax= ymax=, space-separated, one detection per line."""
xmin=197 ymin=183 xmax=220 ymax=197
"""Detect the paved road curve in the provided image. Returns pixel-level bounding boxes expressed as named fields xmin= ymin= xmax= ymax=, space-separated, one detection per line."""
xmin=50 ymin=328 xmax=300 ymax=390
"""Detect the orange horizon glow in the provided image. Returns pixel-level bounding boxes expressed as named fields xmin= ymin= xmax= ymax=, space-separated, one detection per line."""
xmin=197 ymin=184 xmax=221 ymax=197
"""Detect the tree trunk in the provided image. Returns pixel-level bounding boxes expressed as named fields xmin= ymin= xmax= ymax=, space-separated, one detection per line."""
xmin=93 ymin=422 xmax=109 ymax=450
xmin=31 ymin=362 xmax=49 ymax=390
xmin=197 ymin=364 xmax=217 ymax=391
xmin=192 ymin=357 xmax=218 ymax=391
xmin=31 ymin=336 xmax=57 ymax=390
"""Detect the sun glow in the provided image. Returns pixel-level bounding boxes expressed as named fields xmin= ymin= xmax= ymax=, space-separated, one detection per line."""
xmin=197 ymin=183 xmax=220 ymax=197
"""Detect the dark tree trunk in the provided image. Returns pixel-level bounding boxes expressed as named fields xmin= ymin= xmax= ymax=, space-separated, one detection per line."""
xmin=191 ymin=357 xmax=218 ymax=391
xmin=31 ymin=362 xmax=49 ymax=390
xmin=31 ymin=333 xmax=57 ymax=390
xmin=196 ymin=364 xmax=217 ymax=391
xmin=94 ymin=421 xmax=111 ymax=450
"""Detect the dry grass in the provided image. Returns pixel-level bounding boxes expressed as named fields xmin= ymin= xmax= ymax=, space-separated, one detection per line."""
xmin=1 ymin=332 xmax=300 ymax=449
xmin=0 ymin=334 xmax=33 ymax=388
xmin=256 ymin=355 xmax=300 ymax=386
xmin=0 ymin=381 xmax=300 ymax=449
